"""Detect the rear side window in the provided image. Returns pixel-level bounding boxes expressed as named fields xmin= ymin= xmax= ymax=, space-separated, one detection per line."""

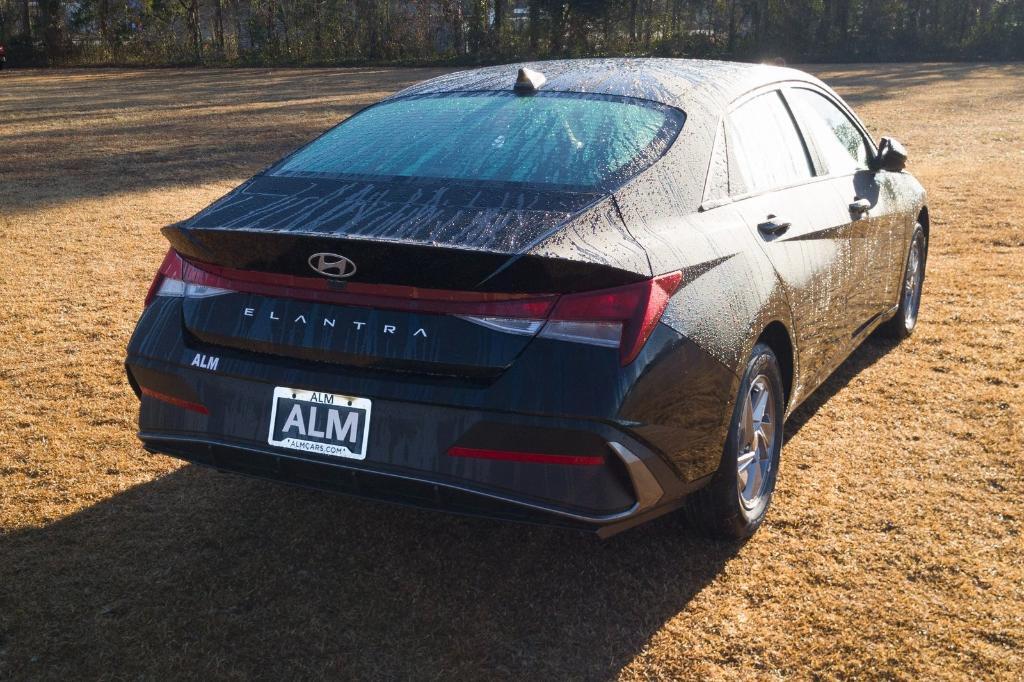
xmin=270 ymin=92 xmax=684 ymax=191
xmin=788 ymin=89 xmax=870 ymax=174
xmin=728 ymin=91 xmax=813 ymax=194
xmin=702 ymin=121 xmax=731 ymax=202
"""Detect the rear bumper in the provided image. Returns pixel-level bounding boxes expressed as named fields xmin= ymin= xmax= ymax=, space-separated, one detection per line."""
xmin=126 ymin=297 xmax=733 ymax=535
xmin=139 ymin=432 xmax=691 ymax=537
xmin=127 ymin=351 xmax=697 ymax=537
xmin=129 ymin=355 xmax=684 ymax=518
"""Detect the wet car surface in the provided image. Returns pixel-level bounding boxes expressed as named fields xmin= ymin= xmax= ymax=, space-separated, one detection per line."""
xmin=125 ymin=58 xmax=928 ymax=537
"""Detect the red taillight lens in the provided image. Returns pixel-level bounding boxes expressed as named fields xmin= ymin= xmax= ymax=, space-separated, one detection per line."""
xmin=544 ymin=271 xmax=683 ymax=365
xmin=173 ymin=256 xmax=557 ymax=318
xmin=143 ymin=249 xmax=185 ymax=307
xmin=145 ymin=249 xmax=680 ymax=365
xmin=447 ymin=446 xmax=603 ymax=466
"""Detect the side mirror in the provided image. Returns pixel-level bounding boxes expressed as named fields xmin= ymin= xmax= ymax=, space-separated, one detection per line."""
xmin=873 ymin=137 xmax=907 ymax=172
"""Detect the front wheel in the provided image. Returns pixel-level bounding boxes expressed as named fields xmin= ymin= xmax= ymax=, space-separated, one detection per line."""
xmin=685 ymin=343 xmax=785 ymax=539
xmin=880 ymin=224 xmax=926 ymax=339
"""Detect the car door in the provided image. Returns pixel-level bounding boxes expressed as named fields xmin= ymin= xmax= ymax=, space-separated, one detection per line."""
xmin=725 ymin=88 xmax=862 ymax=389
xmin=784 ymin=86 xmax=906 ymax=331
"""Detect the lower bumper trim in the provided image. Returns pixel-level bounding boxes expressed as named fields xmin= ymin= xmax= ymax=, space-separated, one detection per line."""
xmin=608 ymin=441 xmax=664 ymax=512
xmin=140 ymin=433 xmax=674 ymax=534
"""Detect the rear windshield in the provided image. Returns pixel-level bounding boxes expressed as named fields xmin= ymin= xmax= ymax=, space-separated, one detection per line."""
xmin=270 ymin=92 xmax=684 ymax=191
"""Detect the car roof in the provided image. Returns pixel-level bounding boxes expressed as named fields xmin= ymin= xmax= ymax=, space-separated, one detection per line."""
xmin=391 ymin=58 xmax=822 ymax=111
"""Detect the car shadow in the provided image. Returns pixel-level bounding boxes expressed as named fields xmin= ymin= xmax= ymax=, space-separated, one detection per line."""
xmin=1 ymin=335 xmax=910 ymax=679
xmin=785 ymin=333 xmax=902 ymax=440
xmin=1 ymin=464 xmax=740 ymax=679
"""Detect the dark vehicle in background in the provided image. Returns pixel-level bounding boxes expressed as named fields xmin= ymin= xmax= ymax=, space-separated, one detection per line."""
xmin=125 ymin=59 xmax=927 ymax=538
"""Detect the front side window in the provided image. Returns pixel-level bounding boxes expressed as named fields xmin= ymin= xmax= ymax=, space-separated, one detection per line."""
xmin=728 ymin=91 xmax=813 ymax=194
xmin=270 ymin=92 xmax=684 ymax=191
xmin=788 ymin=89 xmax=870 ymax=175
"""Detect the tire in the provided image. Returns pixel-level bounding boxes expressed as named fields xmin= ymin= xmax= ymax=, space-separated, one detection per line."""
xmin=880 ymin=224 xmax=926 ymax=340
xmin=685 ymin=343 xmax=785 ymax=539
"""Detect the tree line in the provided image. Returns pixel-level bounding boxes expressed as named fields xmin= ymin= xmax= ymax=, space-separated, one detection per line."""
xmin=1 ymin=0 xmax=1022 ymax=66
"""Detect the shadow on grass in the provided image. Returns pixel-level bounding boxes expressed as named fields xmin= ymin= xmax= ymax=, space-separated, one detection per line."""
xmin=808 ymin=62 xmax=1024 ymax=108
xmin=786 ymin=333 xmax=902 ymax=441
xmin=0 ymin=67 xmax=452 ymax=215
xmin=0 ymin=321 xmax=913 ymax=678
xmin=4 ymin=63 xmax=1015 ymax=214
xmin=0 ymin=465 xmax=739 ymax=679
xmin=0 ymin=63 xmax=921 ymax=675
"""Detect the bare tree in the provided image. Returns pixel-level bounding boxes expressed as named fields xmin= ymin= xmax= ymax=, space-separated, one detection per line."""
xmin=12 ymin=0 xmax=1024 ymax=67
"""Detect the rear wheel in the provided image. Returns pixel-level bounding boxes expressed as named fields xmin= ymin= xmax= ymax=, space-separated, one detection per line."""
xmin=685 ymin=343 xmax=785 ymax=539
xmin=880 ymin=224 xmax=926 ymax=339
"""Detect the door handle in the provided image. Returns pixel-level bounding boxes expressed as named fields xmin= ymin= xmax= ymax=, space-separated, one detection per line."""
xmin=758 ymin=214 xmax=791 ymax=235
xmin=849 ymin=197 xmax=872 ymax=214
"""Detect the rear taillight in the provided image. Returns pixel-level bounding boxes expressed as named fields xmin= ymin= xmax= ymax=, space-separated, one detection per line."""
xmin=143 ymin=249 xmax=184 ymax=307
xmin=465 ymin=272 xmax=682 ymax=364
xmin=152 ymin=252 xmax=558 ymax=317
xmin=541 ymin=272 xmax=683 ymax=365
xmin=144 ymin=249 xmax=231 ymax=306
xmin=144 ymin=248 xmax=680 ymax=365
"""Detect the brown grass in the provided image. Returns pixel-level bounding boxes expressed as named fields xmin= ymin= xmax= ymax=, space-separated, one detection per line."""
xmin=1 ymin=63 xmax=1023 ymax=680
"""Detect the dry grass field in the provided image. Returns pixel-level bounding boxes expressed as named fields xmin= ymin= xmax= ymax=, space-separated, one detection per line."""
xmin=1 ymin=63 xmax=1023 ymax=680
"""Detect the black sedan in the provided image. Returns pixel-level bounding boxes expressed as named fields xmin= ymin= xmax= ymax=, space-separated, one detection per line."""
xmin=126 ymin=59 xmax=927 ymax=538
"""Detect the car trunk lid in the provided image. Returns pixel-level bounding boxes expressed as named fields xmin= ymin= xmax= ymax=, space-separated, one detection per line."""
xmin=157 ymin=175 xmax=655 ymax=375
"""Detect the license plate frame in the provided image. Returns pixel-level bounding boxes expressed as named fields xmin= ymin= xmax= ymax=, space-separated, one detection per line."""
xmin=267 ymin=386 xmax=371 ymax=460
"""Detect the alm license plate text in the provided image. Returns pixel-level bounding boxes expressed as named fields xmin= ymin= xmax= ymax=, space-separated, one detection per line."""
xmin=267 ymin=387 xmax=371 ymax=460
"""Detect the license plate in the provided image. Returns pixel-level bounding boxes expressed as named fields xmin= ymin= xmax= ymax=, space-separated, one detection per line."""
xmin=267 ymin=387 xmax=371 ymax=460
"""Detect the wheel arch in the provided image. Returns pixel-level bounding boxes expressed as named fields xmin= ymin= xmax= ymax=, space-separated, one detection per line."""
xmin=755 ymin=321 xmax=795 ymax=413
xmin=917 ymin=206 xmax=930 ymax=277
xmin=918 ymin=205 xmax=930 ymax=244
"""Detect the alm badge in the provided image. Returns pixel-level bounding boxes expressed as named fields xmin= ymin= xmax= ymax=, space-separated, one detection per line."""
xmin=191 ymin=353 xmax=219 ymax=371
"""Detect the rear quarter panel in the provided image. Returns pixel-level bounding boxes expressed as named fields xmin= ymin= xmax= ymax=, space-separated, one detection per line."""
xmin=611 ymin=119 xmax=798 ymax=481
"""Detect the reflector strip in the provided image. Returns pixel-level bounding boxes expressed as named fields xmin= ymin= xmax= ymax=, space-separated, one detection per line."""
xmin=140 ymin=386 xmax=209 ymax=415
xmin=447 ymin=446 xmax=603 ymax=466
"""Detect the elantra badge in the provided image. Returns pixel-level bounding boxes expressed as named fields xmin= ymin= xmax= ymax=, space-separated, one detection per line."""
xmin=308 ymin=253 xmax=356 ymax=279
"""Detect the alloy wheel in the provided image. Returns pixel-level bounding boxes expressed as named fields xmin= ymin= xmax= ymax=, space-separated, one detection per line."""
xmin=736 ymin=375 xmax=777 ymax=511
xmin=903 ymin=236 xmax=924 ymax=329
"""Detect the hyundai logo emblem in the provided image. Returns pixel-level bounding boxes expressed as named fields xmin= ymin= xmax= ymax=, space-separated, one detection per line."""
xmin=308 ymin=252 xmax=357 ymax=279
